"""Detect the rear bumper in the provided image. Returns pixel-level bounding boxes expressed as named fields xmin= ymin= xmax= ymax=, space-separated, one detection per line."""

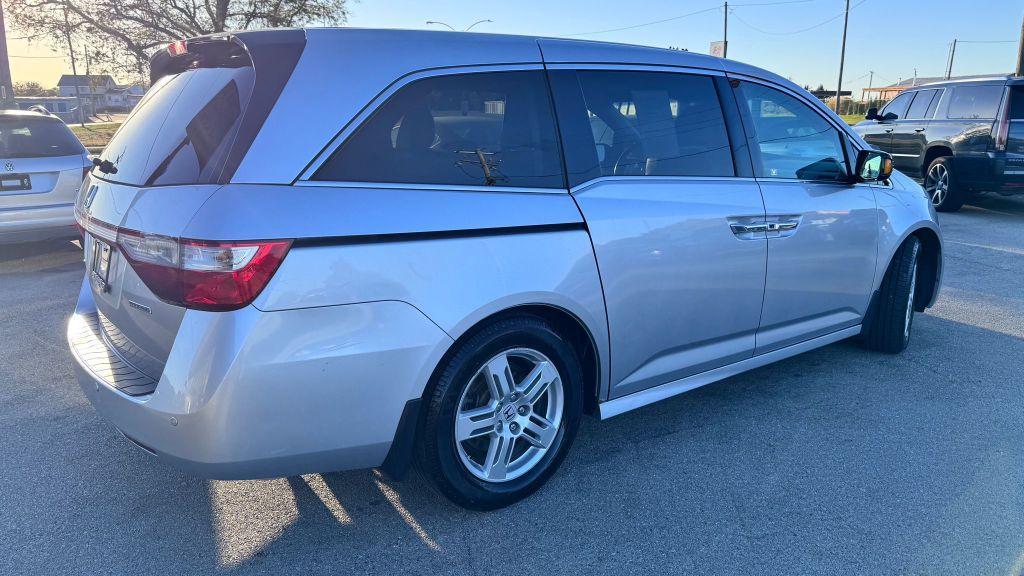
xmin=0 ymin=202 xmax=76 ymax=243
xmin=68 ymin=278 xmax=452 ymax=479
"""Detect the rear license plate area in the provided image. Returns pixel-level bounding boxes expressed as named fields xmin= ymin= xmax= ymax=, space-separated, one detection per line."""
xmin=89 ymin=236 xmax=113 ymax=293
xmin=0 ymin=173 xmax=31 ymax=192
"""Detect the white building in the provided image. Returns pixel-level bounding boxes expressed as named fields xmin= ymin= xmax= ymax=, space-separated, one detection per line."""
xmin=57 ymin=75 xmax=145 ymax=112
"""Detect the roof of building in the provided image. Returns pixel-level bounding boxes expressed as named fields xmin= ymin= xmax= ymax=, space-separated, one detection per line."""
xmin=864 ymin=73 xmax=1012 ymax=92
xmin=57 ymin=74 xmax=116 ymax=87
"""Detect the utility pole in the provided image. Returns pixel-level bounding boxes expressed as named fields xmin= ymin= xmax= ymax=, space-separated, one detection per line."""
xmin=946 ymin=39 xmax=957 ymax=79
xmin=0 ymin=0 xmax=15 ymax=107
xmin=1016 ymin=14 xmax=1024 ymax=76
xmin=62 ymin=7 xmax=84 ymax=126
xmin=833 ymin=0 xmax=850 ymax=113
xmin=723 ymin=1 xmax=729 ymax=59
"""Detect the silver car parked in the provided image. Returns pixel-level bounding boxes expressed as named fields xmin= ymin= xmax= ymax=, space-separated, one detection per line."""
xmin=68 ymin=29 xmax=942 ymax=509
xmin=0 ymin=110 xmax=90 ymax=243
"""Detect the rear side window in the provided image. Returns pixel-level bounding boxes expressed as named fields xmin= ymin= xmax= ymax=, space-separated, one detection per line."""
xmin=947 ymin=85 xmax=1003 ymax=119
xmin=0 ymin=116 xmax=85 ymax=158
xmin=735 ymin=81 xmax=848 ymax=181
xmin=906 ymin=89 xmax=939 ymax=120
xmin=314 ymin=71 xmax=564 ymax=188
xmin=572 ymin=70 xmax=734 ymax=178
xmin=99 ymin=66 xmax=255 ymax=186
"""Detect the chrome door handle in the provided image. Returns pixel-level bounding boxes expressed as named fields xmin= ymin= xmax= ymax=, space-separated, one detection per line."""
xmin=730 ymin=222 xmax=769 ymax=235
xmin=766 ymin=221 xmax=799 ymax=232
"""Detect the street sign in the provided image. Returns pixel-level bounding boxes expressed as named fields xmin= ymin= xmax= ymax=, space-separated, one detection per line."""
xmin=710 ymin=41 xmax=726 ymax=58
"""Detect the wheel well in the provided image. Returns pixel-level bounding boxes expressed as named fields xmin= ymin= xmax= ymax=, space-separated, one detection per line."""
xmin=922 ymin=146 xmax=953 ymax=176
xmin=911 ymin=228 xmax=941 ymax=311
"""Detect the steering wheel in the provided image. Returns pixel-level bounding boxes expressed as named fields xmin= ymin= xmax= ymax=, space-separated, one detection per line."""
xmin=612 ymin=142 xmax=647 ymax=176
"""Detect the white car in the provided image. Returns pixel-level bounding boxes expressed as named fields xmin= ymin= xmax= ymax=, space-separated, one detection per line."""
xmin=0 ymin=110 xmax=91 ymax=243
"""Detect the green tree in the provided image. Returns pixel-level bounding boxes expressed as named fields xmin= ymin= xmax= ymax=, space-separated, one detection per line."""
xmin=14 ymin=81 xmax=59 ymax=97
xmin=7 ymin=0 xmax=351 ymax=75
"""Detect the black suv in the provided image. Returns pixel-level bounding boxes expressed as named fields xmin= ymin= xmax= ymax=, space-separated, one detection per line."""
xmin=854 ymin=76 xmax=1024 ymax=211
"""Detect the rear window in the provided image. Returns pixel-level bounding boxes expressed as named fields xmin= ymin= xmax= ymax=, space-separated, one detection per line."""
xmin=0 ymin=116 xmax=85 ymax=158
xmin=98 ymin=66 xmax=254 ymax=186
xmin=947 ymin=85 xmax=1003 ymax=119
xmin=1009 ymin=87 xmax=1024 ymax=119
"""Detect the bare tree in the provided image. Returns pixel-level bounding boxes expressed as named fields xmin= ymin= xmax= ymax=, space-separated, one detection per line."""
xmin=8 ymin=0 xmax=350 ymax=76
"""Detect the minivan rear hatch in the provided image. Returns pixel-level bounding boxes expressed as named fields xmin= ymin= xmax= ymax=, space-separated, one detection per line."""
xmin=78 ymin=30 xmax=305 ymax=390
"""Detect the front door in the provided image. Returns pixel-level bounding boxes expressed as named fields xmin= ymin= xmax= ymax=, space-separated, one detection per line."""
xmin=547 ymin=68 xmax=768 ymax=398
xmin=890 ymin=89 xmax=940 ymax=176
xmin=732 ymin=80 xmax=878 ymax=353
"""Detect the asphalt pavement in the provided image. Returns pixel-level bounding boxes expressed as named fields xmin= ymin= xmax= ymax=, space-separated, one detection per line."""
xmin=2 ymin=194 xmax=1023 ymax=575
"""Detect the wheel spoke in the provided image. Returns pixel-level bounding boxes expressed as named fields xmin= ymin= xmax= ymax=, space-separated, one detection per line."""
xmin=521 ymin=413 xmax=557 ymax=449
xmin=518 ymin=361 xmax=558 ymax=405
xmin=482 ymin=354 xmax=515 ymax=401
xmin=455 ymin=404 xmax=497 ymax=442
xmin=483 ymin=435 xmax=515 ymax=480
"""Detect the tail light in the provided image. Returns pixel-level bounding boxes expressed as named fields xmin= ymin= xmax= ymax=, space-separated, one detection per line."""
xmin=116 ymin=229 xmax=290 ymax=311
xmin=994 ymin=87 xmax=1011 ymax=152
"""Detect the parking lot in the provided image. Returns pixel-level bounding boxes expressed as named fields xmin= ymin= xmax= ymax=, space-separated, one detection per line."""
xmin=2 ymin=194 xmax=1023 ymax=575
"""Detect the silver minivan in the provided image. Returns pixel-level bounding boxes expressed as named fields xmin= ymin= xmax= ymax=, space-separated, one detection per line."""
xmin=68 ymin=29 xmax=942 ymax=509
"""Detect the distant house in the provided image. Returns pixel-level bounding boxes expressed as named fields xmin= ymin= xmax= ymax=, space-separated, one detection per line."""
xmin=861 ymin=73 xmax=1010 ymax=101
xmin=14 ymin=96 xmax=85 ymax=123
xmin=57 ymin=74 xmax=145 ymax=112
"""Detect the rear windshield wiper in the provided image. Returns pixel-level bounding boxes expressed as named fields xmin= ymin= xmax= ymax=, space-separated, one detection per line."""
xmin=92 ymin=157 xmax=118 ymax=174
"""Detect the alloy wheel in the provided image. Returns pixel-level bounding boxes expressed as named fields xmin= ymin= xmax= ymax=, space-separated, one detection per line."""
xmin=454 ymin=348 xmax=563 ymax=483
xmin=925 ymin=163 xmax=949 ymax=207
xmin=905 ymin=262 xmax=918 ymax=339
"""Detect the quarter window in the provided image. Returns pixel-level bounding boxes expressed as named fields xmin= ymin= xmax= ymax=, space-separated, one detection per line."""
xmin=947 ymin=85 xmax=1003 ymax=119
xmin=313 ymin=71 xmax=564 ymax=188
xmin=570 ymin=71 xmax=734 ymax=178
xmin=735 ymin=82 xmax=848 ymax=181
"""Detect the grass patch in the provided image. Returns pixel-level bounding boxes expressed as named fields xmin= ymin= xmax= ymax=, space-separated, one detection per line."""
xmin=840 ymin=114 xmax=862 ymax=126
xmin=70 ymin=123 xmax=121 ymax=150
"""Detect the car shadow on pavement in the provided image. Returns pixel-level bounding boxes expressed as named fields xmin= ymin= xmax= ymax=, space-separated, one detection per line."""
xmin=195 ymin=312 xmax=1023 ymax=575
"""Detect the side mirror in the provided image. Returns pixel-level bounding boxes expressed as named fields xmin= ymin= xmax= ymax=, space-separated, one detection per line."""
xmin=865 ymin=107 xmax=879 ymax=120
xmin=854 ymin=149 xmax=893 ymax=183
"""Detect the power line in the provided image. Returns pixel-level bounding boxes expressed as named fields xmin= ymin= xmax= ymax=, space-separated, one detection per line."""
xmin=9 ymin=54 xmax=65 ymax=59
xmin=565 ymin=6 xmax=720 ymax=36
xmin=565 ymin=0 xmax=814 ymax=37
xmin=731 ymin=0 xmax=868 ymax=36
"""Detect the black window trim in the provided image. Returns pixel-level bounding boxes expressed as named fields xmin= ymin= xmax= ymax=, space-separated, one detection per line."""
xmin=726 ymin=73 xmax=858 ymax=184
xmin=298 ymin=63 xmax=566 ymax=191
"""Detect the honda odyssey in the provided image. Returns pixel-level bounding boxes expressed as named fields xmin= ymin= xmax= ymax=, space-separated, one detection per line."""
xmin=68 ymin=29 xmax=942 ymax=509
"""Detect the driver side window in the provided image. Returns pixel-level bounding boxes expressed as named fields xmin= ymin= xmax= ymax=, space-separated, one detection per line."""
xmin=880 ymin=91 xmax=913 ymax=120
xmin=575 ymin=70 xmax=735 ymax=178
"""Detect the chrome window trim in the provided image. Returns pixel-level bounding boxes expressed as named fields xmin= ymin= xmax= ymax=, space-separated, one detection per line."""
xmin=545 ymin=62 xmax=726 ymax=77
xmin=297 ymin=63 xmax=549 ymax=184
xmin=295 ymin=179 xmax=568 ymax=195
xmin=569 ymin=175 xmax=757 ymax=194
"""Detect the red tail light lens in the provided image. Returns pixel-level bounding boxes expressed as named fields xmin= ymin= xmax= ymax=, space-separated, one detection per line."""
xmin=117 ymin=229 xmax=291 ymax=311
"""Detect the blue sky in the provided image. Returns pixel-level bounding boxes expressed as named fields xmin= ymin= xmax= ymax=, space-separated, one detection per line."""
xmin=10 ymin=0 xmax=1022 ymax=92
xmin=347 ymin=0 xmax=1024 ymax=95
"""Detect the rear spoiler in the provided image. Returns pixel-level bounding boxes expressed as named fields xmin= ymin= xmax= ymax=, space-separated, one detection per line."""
xmin=146 ymin=29 xmax=307 ymax=183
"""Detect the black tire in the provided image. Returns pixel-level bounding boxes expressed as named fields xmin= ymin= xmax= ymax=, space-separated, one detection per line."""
xmin=862 ymin=237 xmax=921 ymax=354
xmin=417 ymin=314 xmax=583 ymax=510
xmin=924 ymin=156 xmax=965 ymax=212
